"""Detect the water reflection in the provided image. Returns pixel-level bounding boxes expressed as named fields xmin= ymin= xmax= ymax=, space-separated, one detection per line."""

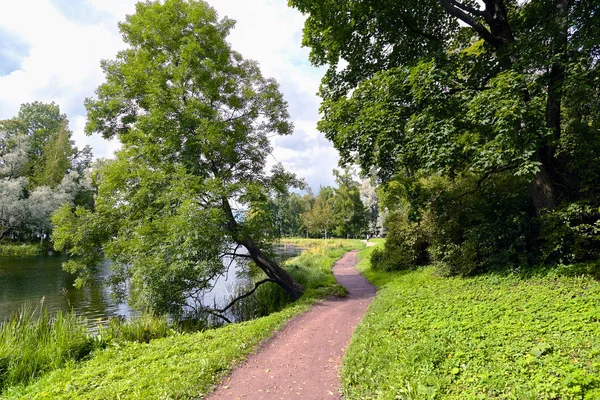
xmin=0 ymin=244 xmax=304 ymax=323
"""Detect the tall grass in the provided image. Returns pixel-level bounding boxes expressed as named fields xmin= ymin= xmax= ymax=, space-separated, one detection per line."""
xmin=0 ymin=304 xmax=177 ymax=392
xmin=0 ymin=303 xmax=92 ymax=390
xmin=0 ymin=243 xmax=42 ymax=256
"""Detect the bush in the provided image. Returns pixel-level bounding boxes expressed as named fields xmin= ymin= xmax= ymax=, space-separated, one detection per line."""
xmin=425 ymin=174 xmax=537 ymax=276
xmin=541 ymin=201 xmax=600 ymax=264
xmin=371 ymin=212 xmax=429 ymax=271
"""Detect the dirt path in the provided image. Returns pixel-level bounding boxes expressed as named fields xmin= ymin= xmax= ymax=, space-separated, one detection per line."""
xmin=208 ymin=249 xmax=377 ymax=399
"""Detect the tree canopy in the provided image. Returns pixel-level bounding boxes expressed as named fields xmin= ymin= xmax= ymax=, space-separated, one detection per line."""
xmin=53 ymin=0 xmax=304 ymax=318
xmin=0 ymin=103 xmax=92 ymax=244
xmin=291 ymin=0 xmax=600 ymax=273
xmin=291 ymin=0 xmax=600 ymax=213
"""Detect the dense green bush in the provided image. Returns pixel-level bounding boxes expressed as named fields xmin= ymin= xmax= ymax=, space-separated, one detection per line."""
xmin=376 ymin=174 xmax=539 ymax=276
xmin=371 ymin=212 xmax=429 ymax=271
xmin=426 ymin=174 xmax=537 ymax=276
xmin=541 ymin=202 xmax=600 ymax=264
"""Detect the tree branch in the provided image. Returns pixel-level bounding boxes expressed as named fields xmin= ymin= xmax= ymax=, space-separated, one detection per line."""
xmin=438 ymin=0 xmax=501 ymax=48
xmin=216 ymin=278 xmax=276 ymax=315
xmin=454 ymin=164 xmax=519 ymax=199
xmin=448 ymin=0 xmax=489 ymax=18
xmin=398 ymin=14 xmax=442 ymax=42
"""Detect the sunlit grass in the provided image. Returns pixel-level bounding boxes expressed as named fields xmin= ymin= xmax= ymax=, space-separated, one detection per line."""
xmin=0 ymin=244 xmax=42 ymax=256
xmin=342 ymin=241 xmax=600 ymax=399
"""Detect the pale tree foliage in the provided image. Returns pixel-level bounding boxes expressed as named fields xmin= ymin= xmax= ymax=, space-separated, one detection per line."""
xmin=359 ymin=178 xmax=380 ymax=236
xmin=0 ymin=135 xmax=29 ymax=179
xmin=0 ymin=178 xmax=29 ymax=241
xmin=0 ymin=126 xmax=92 ymax=242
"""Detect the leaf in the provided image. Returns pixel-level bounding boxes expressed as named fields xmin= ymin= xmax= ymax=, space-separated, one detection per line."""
xmin=529 ymin=343 xmax=552 ymax=358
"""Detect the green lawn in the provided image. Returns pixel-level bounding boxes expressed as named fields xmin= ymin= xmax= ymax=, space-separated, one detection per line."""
xmin=342 ymin=243 xmax=600 ymax=399
xmin=3 ymin=239 xmax=363 ymax=399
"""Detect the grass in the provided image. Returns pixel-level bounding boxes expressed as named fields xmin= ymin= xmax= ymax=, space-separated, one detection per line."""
xmin=3 ymin=239 xmax=364 ymax=399
xmin=342 ymin=242 xmax=600 ymax=399
xmin=0 ymin=305 xmax=177 ymax=392
xmin=0 ymin=305 xmax=91 ymax=391
xmin=0 ymin=244 xmax=42 ymax=256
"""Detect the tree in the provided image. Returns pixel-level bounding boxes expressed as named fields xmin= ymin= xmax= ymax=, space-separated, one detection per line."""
xmin=330 ymin=169 xmax=368 ymax=238
xmin=52 ymin=0 xmax=304 ymax=318
xmin=359 ymin=178 xmax=382 ymax=237
xmin=33 ymin=122 xmax=74 ymax=188
xmin=301 ymin=186 xmax=335 ymax=238
xmin=0 ymin=177 xmax=29 ymax=242
xmin=17 ymin=102 xmax=69 ymax=176
xmin=0 ymin=104 xmax=92 ymax=246
xmin=290 ymin=0 xmax=600 ymax=216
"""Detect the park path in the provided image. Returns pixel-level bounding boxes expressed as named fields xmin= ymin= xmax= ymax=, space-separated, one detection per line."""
xmin=208 ymin=244 xmax=377 ymax=399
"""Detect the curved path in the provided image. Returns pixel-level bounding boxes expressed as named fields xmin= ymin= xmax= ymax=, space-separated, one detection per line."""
xmin=208 ymin=247 xmax=377 ymax=399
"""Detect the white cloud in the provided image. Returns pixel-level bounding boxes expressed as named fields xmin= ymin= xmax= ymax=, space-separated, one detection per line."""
xmin=0 ymin=0 xmax=335 ymax=190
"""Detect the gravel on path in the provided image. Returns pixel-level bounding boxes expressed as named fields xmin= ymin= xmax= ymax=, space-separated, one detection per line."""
xmin=207 ymin=249 xmax=376 ymax=400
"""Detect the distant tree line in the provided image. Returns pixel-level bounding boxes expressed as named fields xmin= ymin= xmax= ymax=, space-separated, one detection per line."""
xmin=0 ymin=102 xmax=94 ymax=247
xmin=260 ymin=169 xmax=378 ymax=239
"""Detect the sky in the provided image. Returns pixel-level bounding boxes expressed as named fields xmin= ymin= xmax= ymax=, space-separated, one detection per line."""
xmin=0 ymin=0 xmax=339 ymax=191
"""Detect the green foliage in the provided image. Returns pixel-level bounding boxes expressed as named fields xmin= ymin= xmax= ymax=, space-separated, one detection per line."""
xmin=540 ymin=202 xmax=600 ymax=264
xmin=425 ymin=174 xmax=537 ymax=276
xmin=301 ymin=187 xmax=335 ymax=237
xmin=330 ymin=169 xmax=368 ymax=238
xmin=343 ymin=243 xmax=600 ymax=399
xmin=291 ymin=0 xmax=600 ymax=270
xmin=55 ymin=0 xmax=307 ymax=314
xmin=371 ymin=212 xmax=429 ymax=271
xmin=300 ymin=171 xmax=369 ymax=239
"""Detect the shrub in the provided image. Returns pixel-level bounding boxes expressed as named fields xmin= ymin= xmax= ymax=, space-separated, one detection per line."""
xmin=425 ymin=173 xmax=537 ymax=276
xmin=371 ymin=212 xmax=429 ymax=271
xmin=540 ymin=201 xmax=600 ymax=264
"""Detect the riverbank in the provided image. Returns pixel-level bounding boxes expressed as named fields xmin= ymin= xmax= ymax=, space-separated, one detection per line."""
xmin=0 ymin=243 xmax=42 ymax=256
xmin=1 ymin=239 xmax=364 ymax=398
xmin=341 ymin=241 xmax=600 ymax=399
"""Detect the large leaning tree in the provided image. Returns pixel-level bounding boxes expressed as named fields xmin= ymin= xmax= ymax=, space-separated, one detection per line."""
xmin=52 ymin=0 xmax=304 ymax=318
xmin=290 ymin=0 xmax=600 ymax=216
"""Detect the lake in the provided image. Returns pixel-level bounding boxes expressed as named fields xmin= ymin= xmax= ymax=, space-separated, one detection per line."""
xmin=0 ymin=244 xmax=303 ymax=323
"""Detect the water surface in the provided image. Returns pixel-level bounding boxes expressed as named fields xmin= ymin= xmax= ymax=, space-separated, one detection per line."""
xmin=0 ymin=244 xmax=303 ymax=323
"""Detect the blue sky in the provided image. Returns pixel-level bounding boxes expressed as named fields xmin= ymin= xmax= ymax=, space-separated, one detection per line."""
xmin=0 ymin=0 xmax=338 ymax=190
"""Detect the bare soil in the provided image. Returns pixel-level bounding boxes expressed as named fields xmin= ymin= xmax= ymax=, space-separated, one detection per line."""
xmin=207 ymin=248 xmax=376 ymax=399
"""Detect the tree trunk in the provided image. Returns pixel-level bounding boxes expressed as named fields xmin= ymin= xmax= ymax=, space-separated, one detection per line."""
xmin=529 ymin=162 xmax=556 ymax=216
xmin=241 ymin=236 xmax=304 ymax=300
xmin=221 ymin=197 xmax=305 ymax=300
xmin=0 ymin=228 xmax=11 ymax=243
xmin=530 ymin=0 xmax=569 ymax=216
